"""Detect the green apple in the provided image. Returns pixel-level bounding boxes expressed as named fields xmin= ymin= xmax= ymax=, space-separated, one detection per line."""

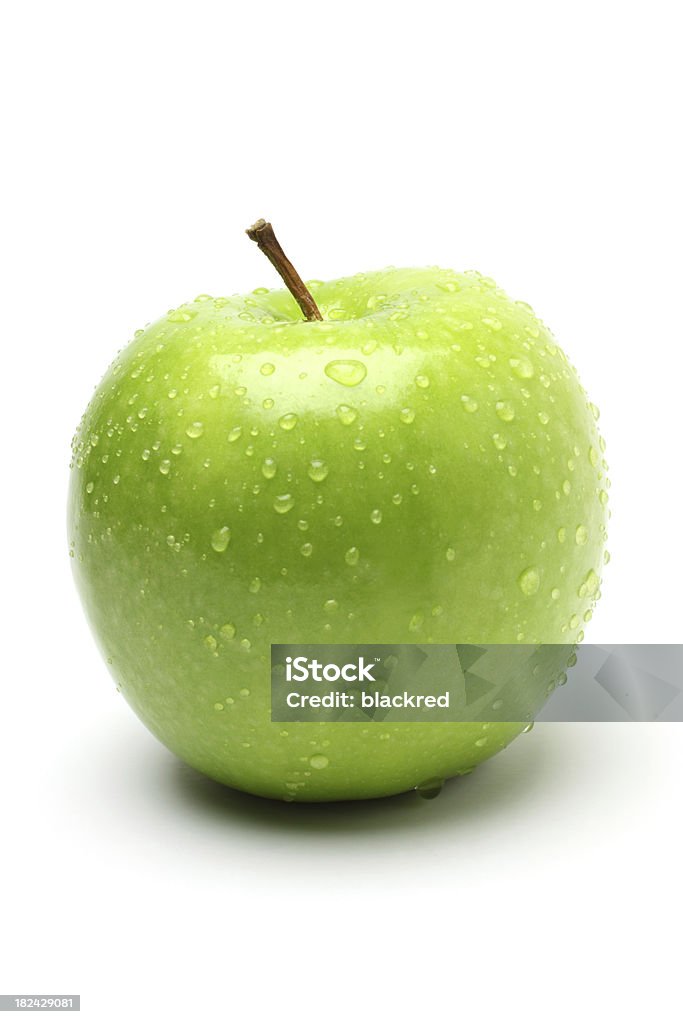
xmin=68 ymin=224 xmax=609 ymax=801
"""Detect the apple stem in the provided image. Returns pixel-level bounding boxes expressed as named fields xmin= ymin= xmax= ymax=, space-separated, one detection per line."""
xmin=246 ymin=219 xmax=323 ymax=322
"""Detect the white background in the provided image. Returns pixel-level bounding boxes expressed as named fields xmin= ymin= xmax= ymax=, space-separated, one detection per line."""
xmin=1 ymin=1 xmax=681 ymax=1021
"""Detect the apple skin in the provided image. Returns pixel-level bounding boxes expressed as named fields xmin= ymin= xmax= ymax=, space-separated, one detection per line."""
xmin=68 ymin=268 xmax=609 ymax=801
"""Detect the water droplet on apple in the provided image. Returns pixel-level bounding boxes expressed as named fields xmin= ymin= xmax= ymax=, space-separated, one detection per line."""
xmin=460 ymin=395 xmax=478 ymax=413
xmin=475 ymin=737 xmax=488 ymax=748
xmin=211 ymin=526 xmax=231 ymax=552
xmin=324 ymin=360 xmax=367 ymax=387
xmin=416 ymin=778 xmax=444 ymax=799
xmin=261 ymin=457 xmax=277 ymax=479
xmin=557 ymin=527 xmax=567 ymax=543
xmin=307 ymin=459 xmax=329 ymax=482
xmin=446 ymin=547 xmax=456 ymax=562
xmin=551 ymin=587 xmax=561 ymax=600
xmin=336 ymin=404 xmax=358 ymax=426
xmin=186 ymin=421 xmax=204 ymax=439
xmin=278 ymin=413 xmax=298 ymax=431
xmin=575 ymin=524 xmax=588 ymax=545
xmin=249 ymin=578 xmax=261 ymax=593
xmin=345 ymin=546 xmax=360 ymax=566
xmin=370 ymin=509 xmax=382 ymax=524
xmin=482 ymin=316 xmax=502 ymax=331
xmin=538 ymin=411 xmax=550 ymax=425
xmin=159 ymin=459 xmax=171 ymax=475
xmin=274 ymin=494 xmax=295 ymax=514
xmin=204 ymin=634 xmax=217 ymax=652
xmin=85 ymin=481 xmax=94 ymax=494
xmin=220 ymin=623 xmax=236 ymax=640
xmin=496 ymin=401 xmax=515 ymax=422
xmin=227 ymin=426 xmax=242 ymax=443
xmin=324 ymin=599 xmax=339 ymax=614
xmin=167 ymin=308 xmax=197 ymax=323
xmin=300 ymin=542 xmax=313 ymax=557
xmin=509 ymin=356 xmax=535 ymax=379
xmin=260 ymin=362 xmax=275 ymax=376
xmin=399 ymin=407 xmax=416 ymax=424
xmin=309 ymin=754 xmax=329 ymax=770
xmin=408 ymin=612 xmax=424 ymax=632
xmin=415 ymin=374 xmax=430 ymax=389
xmin=518 ymin=567 xmax=540 ymax=595
xmin=492 ymin=433 xmax=507 ymax=450
xmin=578 ymin=569 xmax=600 ymax=598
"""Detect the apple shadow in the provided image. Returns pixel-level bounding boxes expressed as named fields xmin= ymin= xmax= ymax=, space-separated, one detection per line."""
xmin=163 ymin=726 xmax=571 ymax=837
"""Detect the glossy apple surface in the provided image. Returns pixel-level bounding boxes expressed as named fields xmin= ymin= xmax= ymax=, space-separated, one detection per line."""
xmin=68 ymin=268 xmax=609 ymax=800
